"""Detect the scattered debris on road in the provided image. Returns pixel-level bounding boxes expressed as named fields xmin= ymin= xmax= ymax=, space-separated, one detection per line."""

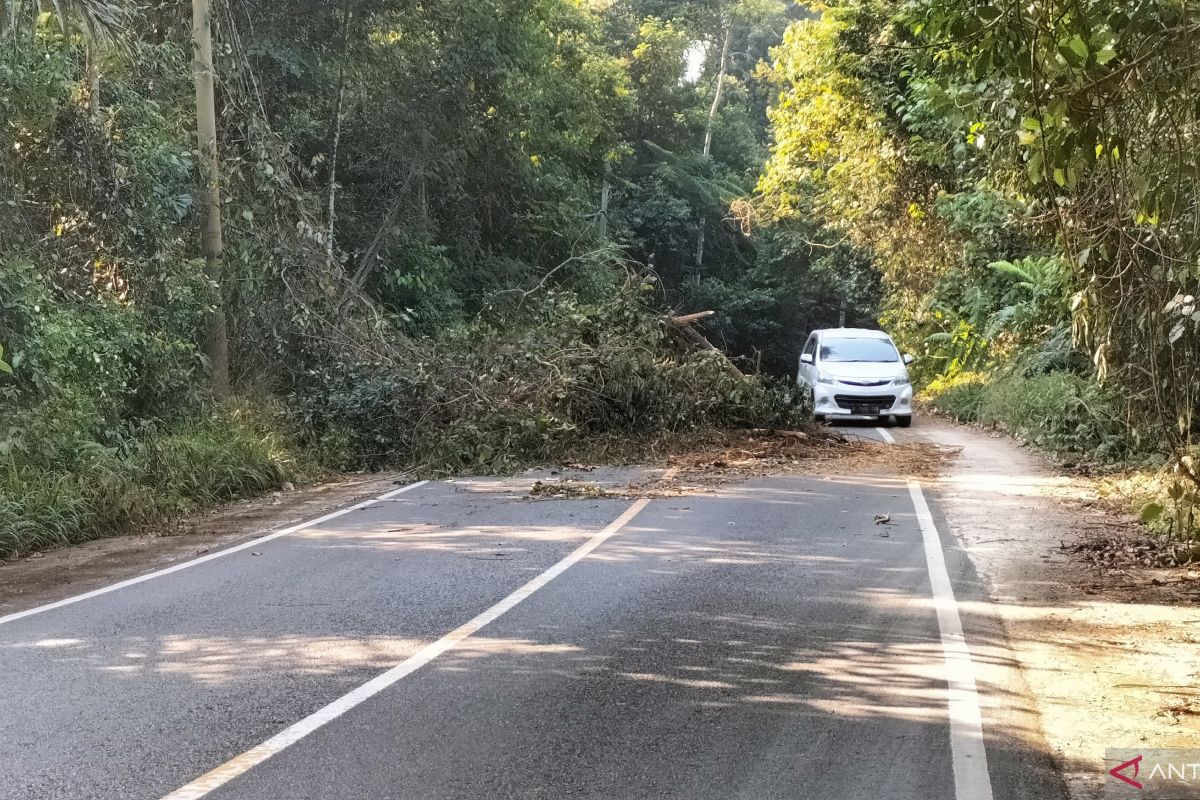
xmin=526 ymin=430 xmax=952 ymax=501
xmin=530 ymin=480 xmax=617 ymax=500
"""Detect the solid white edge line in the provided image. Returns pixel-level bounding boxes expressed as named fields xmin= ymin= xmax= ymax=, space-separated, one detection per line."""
xmin=158 ymin=496 xmax=653 ymax=800
xmin=908 ymin=479 xmax=995 ymax=800
xmin=875 ymin=426 xmax=896 ymax=444
xmin=0 ymin=480 xmax=430 ymax=627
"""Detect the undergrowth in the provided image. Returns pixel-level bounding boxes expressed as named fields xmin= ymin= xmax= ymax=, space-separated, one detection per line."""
xmin=291 ymin=288 xmax=810 ymax=474
xmin=0 ymin=407 xmax=298 ymax=557
xmin=1 ymin=282 xmax=808 ymax=558
xmin=923 ymin=365 xmax=1200 ymax=543
xmin=923 ymin=368 xmax=1131 ymax=461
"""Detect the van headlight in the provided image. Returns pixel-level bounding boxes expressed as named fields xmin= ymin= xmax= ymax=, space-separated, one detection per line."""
xmin=892 ymin=375 xmax=910 ymax=386
xmin=817 ymin=373 xmax=836 ymax=384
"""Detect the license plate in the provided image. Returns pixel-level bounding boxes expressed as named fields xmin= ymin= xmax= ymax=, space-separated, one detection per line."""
xmin=855 ymin=406 xmax=880 ymax=416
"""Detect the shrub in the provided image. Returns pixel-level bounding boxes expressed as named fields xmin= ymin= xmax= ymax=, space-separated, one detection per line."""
xmin=0 ymin=408 xmax=297 ymax=557
xmin=922 ymin=371 xmax=988 ymax=422
xmin=924 ymin=368 xmax=1130 ymax=460
xmin=138 ymin=413 xmax=295 ymax=513
xmin=291 ymin=287 xmax=809 ymax=473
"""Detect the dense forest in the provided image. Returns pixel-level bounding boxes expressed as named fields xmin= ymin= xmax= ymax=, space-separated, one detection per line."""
xmin=753 ymin=0 xmax=1200 ymax=528
xmin=3 ymin=0 xmax=1199 ymax=554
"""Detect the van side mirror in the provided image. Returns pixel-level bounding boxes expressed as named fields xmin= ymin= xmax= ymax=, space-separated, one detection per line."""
xmin=800 ymin=353 xmax=814 ymax=364
xmin=902 ymin=353 xmax=914 ymax=365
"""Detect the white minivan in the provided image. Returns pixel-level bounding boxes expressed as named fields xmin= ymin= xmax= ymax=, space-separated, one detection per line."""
xmin=797 ymin=328 xmax=914 ymax=427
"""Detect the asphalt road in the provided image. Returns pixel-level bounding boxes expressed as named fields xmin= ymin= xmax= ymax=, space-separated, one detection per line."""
xmin=0 ymin=432 xmax=1066 ymax=800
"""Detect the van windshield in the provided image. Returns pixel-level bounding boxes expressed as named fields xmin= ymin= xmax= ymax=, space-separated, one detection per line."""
xmin=819 ymin=337 xmax=899 ymax=363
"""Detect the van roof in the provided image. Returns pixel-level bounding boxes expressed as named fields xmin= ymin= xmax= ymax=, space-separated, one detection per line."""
xmin=813 ymin=328 xmax=892 ymax=339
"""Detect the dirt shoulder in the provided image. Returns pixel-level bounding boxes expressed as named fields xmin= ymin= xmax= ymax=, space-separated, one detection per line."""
xmin=0 ymin=472 xmax=412 ymax=616
xmin=917 ymin=419 xmax=1200 ymax=800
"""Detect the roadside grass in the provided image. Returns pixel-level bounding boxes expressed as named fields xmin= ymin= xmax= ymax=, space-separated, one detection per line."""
xmin=1094 ymin=467 xmax=1200 ymax=553
xmin=0 ymin=405 xmax=301 ymax=558
xmin=922 ymin=368 xmax=1200 ymax=546
xmin=923 ymin=369 xmax=1130 ymax=462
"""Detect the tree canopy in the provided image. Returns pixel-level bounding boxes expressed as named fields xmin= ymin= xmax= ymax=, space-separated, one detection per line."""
xmin=7 ymin=0 xmax=1200 ymax=551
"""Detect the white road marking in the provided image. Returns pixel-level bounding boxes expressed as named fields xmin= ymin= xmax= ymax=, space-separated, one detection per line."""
xmin=0 ymin=481 xmax=429 ymax=627
xmin=874 ymin=426 xmax=895 ymax=444
xmin=158 ymin=495 xmax=654 ymax=800
xmin=908 ymin=480 xmax=995 ymax=800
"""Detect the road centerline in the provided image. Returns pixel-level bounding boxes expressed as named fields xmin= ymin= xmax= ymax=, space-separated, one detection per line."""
xmin=157 ymin=495 xmax=656 ymax=800
xmin=908 ymin=479 xmax=995 ymax=800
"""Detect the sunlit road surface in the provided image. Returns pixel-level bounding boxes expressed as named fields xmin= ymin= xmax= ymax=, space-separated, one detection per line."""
xmin=829 ymin=420 xmax=896 ymax=444
xmin=0 ymin=446 xmax=1065 ymax=799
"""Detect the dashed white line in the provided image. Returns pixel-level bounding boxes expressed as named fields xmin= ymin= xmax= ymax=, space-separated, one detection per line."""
xmin=874 ymin=426 xmax=896 ymax=444
xmin=158 ymin=495 xmax=654 ymax=800
xmin=0 ymin=481 xmax=429 ymax=627
xmin=908 ymin=479 xmax=995 ymax=800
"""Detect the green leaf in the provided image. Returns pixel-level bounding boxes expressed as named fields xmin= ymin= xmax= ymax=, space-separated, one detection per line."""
xmin=1075 ymin=35 xmax=1094 ymax=61
xmin=1027 ymin=151 xmax=1044 ymax=184
xmin=1066 ymin=34 xmax=1088 ymax=64
xmin=1140 ymin=502 xmax=1164 ymax=524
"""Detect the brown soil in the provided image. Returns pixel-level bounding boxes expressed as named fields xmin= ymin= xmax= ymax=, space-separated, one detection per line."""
xmin=526 ymin=430 xmax=952 ymax=500
xmin=918 ymin=420 xmax=1200 ymax=800
xmin=665 ymin=429 xmax=949 ymax=479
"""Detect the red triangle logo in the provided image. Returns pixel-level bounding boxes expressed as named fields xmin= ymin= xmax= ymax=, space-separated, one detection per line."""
xmin=1109 ymin=755 xmax=1143 ymax=789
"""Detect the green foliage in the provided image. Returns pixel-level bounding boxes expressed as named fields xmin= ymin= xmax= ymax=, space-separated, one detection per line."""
xmin=0 ymin=257 xmax=204 ymax=422
xmin=0 ymin=408 xmax=296 ymax=557
xmin=292 ymin=284 xmax=808 ymax=473
xmin=925 ymin=369 xmax=1129 ymax=460
xmin=922 ymin=371 xmax=989 ymax=421
xmin=757 ymin=5 xmax=898 ymax=228
xmin=676 ymin=224 xmax=880 ymax=375
xmin=893 ymin=0 xmax=1200 ymax=466
xmin=0 ymin=0 xmax=820 ymax=557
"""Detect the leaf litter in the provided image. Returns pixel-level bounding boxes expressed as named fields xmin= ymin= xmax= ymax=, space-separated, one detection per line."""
xmin=527 ymin=429 xmax=953 ymax=500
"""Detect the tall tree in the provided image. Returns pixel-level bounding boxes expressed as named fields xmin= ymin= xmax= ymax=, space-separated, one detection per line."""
xmin=693 ymin=10 xmax=732 ymax=272
xmin=192 ymin=0 xmax=229 ymax=395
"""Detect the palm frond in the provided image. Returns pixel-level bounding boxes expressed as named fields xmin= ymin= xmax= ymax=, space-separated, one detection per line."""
xmin=1 ymin=0 xmax=127 ymax=39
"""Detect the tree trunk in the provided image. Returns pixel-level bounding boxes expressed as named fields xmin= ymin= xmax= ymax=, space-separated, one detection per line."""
xmin=695 ymin=18 xmax=732 ymax=277
xmin=325 ymin=0 xmax=352 ymax=281
xmin=85 ymin=39 xmax=101 ymax=120
xmin=192 ymin=0 xmax=229 ymax=396
xmin=598 ymin=162 xmax=611 ymax=240
xmin=702 ymin=20 xmax=732 ymax=159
